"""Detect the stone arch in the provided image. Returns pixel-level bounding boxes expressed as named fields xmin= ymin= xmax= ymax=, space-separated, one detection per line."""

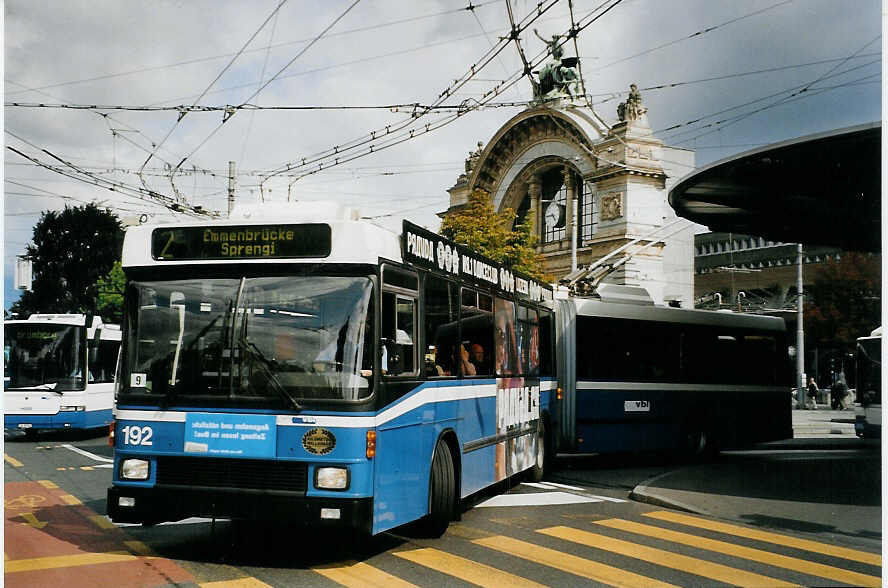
xmin=467 ymin=108 xmax=599 ymax=213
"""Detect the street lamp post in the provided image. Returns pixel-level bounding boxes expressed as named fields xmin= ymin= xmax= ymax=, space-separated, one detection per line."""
xmin=796 ymin=243 xmax=806 ymax=409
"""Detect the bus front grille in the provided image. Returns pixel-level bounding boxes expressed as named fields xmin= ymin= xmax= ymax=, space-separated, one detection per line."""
xmin=156 ymin=456 xmax=308 ymax=493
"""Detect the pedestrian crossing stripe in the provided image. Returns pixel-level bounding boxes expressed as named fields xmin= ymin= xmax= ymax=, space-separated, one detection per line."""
xmin=4 ymin=454 xmax=23 ymax=467
xmin=199 ymin=578 xmax=274 ymax=588
xmin=644 ymin=510 xmax=882 ymax=566
xmin=394 ymin=548 xmax=546 ymax=588
xmin=312 ymin=559 xmax=416 ymax=588
xmin=476 ymin=491 xmax=603 ymax=507
xmin=539 ymin=526 xmax=799 ymax=588
xmin=473 ymin=534 xmax=680 ymax=588
xmin=594 ymin=518 xmax=881 ymax=587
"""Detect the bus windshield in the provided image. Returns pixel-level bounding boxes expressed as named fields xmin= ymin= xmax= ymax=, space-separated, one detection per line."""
xmin=5 ymin=324 xmax=85 ymax=391
xmin=121 ymin=276 xmax=374 ymax=408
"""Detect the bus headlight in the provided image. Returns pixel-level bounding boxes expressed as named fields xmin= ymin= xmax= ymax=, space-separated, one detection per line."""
xmin=120 ymin=459 xmax=150 ymax=480
xmin=59 ymin=405 xmax=86 ymax=412
xmin=315 ymin=467 xmax=348 ymax=490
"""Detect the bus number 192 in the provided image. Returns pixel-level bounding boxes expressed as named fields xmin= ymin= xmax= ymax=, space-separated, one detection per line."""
xmin=121 ymin=425 xmax=153 ymax=446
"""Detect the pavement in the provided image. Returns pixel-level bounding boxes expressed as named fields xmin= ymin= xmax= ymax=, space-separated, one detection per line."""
xmin=623 ymin=406 xmax=882 ymax=544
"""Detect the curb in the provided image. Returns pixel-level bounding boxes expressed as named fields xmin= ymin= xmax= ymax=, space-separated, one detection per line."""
xmin=628 ymin=468 xmax=713 ymax=517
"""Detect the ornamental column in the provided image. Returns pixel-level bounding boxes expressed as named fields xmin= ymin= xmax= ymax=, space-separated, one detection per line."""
xmin=564 ymin=167 xmax=577 ymax=272
xmin=528 ymin=176 xmax=543 ymax=245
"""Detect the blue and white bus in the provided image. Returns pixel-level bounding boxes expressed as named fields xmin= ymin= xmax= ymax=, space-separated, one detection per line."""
xmin=556 ymin=287 xmax=792 ymax=456
xmin=855 ymin=326 xmax=881 ymax=439
xmin=107 ymin=204 xmax=554 ymax=536
xmin=5 ymin=313 xmax=121 ymax=436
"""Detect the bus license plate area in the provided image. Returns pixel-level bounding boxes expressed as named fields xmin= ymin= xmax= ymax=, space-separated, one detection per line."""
xmin=18 ymin=423 xmax=33 ymax=429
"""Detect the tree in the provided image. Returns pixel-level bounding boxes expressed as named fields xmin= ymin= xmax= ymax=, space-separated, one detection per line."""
xmin=804 ymin=251 xmax=881 ymax=354
xmin=10 ymin=204 xmax=124 ymax=320
xmin=441 ymin=189 xmax=548 ymax=281
xmin=95 ymin=261 xmax=126 ymax=323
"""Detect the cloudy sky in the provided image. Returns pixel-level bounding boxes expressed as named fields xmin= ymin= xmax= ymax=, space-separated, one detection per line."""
xmin=4 ymin=0 xmax=882 ymax=310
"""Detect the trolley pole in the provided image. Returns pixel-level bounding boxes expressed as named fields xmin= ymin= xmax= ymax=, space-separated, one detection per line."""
xmin=796 ymin=243 xmax=806 ymax=409
xmin=227 ymin=161 xmax=236 ymax=217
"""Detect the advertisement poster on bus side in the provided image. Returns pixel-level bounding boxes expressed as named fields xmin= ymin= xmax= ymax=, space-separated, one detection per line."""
xmin=494 ymin=377 xmax=540 ymax=481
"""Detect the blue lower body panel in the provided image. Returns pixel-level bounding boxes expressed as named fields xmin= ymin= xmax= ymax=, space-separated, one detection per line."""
xmin=5 ymin=408 xmax=112 ymax=431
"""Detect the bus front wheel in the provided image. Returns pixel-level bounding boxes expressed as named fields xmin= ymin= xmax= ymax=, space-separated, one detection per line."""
xmin=418 ymin=441 xmax=456 ymax=538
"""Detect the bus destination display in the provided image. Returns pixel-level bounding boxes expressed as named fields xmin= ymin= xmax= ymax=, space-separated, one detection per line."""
xmin=151 ymin=224 xmax=332 ymax=260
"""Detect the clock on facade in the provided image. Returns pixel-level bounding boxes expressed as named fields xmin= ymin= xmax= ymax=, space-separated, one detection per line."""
xmin=544 ymin=201 xmax=564 ymax=229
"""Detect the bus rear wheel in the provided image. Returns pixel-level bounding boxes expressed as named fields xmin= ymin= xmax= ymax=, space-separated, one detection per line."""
xmin=418 ymin=441 xmax=456 ymax=538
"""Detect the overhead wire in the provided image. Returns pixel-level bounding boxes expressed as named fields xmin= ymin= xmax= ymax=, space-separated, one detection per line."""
xmin=169 ymin=0 xmax=362 ymax=191
xmin=138 ymin=0 xmax=291 ymax=199
xmin=259 ymin=0 xmax=565 ymax=187
xmin=586 ymin=0 xmax=795 ymax=74
xmin=4 ymin=1 xmax=501 ymax=98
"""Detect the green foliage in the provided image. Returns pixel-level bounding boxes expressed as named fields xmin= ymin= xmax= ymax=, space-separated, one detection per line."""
xmin=440 ymin=189 xmax=548 ymax=281
xmin=10 ymin=204 xmax=124 ymax=320
xmin=96 ymin=261 xmax=125 ymax=322
xmin=804 ymin=251 xmax=881 ymax=353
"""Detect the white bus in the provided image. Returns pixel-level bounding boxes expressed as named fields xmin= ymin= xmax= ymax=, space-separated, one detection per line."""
xmin=4 ymin=313 xmax=121 ymax=436
xmin=855 ymin=326 xmax=881 ymax=439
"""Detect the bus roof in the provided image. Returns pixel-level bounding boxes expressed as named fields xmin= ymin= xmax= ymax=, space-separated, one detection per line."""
xmin=566 ymin=297 xmax=786 ymax=332
xmin=122 ymin=202 xmax=402 ymax=268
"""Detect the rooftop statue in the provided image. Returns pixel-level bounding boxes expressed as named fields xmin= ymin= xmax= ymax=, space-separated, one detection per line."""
xmin=617 ymin=84 xmax=647 ymax=122
xmin=532 ymin=29 xmax=581 ymax=102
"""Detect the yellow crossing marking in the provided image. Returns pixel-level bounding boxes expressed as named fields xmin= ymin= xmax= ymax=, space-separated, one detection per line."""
xmin=539 ymin=526 xmax=798 ymax=588
xmin=474 ymin=535 xmax=680 ymax=588
xmin=312 ymin=559 xmax=417 ymax=588
xmin=90 ymin=515 xmax=116 ymax=529
xmin=595 ymin=518 xmax=881 ymax=587
xmin=6 ymin=551 xmax=134 ymax=573
xmin=81 ymin=466 xmax=94 ymax=471
xmin=395 ymin=547 xmax=547 ymax=588
xmin=5 ymin=494 xmax=46 ymax=510
xmin=4 ymin=453 xmax=24 ymax=467
xmin=446 ymin=522 xmax=493 ymax=540
xmin=645 ymin=510 xmax=882 ymax=567
xmin=37 ymin=479 xmax=58 ymax=489
xmin=60 ymin=493 xmax=82 ymax=505
xmin=200 ymin=578 xmax=274 ymax=587
xmin=18 ymin=512 xmax=49 ymax=530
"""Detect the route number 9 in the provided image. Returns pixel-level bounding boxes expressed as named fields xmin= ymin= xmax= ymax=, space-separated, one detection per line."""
xmin=121 ymin=425 xmax=153 ymax=446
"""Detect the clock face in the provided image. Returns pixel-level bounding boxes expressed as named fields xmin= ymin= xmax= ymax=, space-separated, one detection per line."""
xmin=545 ymin=201 xmax=564 ymax=229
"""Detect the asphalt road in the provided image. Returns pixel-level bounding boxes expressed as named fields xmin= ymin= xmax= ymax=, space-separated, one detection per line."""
xmin=4 ymin=426 xmax=882 ymax=587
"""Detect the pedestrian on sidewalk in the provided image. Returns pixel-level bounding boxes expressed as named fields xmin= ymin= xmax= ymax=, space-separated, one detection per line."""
xmin=806 ymin=377 xmax=819 ymax=409
xmin=831 ymin=376 xmax=849 ymax=410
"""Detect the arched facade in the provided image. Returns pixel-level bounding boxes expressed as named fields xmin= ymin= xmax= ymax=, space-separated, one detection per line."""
xmin=445 ymin=101 xmax=696 ymax=307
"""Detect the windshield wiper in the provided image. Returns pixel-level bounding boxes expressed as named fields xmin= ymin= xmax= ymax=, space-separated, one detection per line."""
xmin=240 ymin=337 xmax=302 ymax=411
xmin=8 ymin=382 xmax=60 ymax=394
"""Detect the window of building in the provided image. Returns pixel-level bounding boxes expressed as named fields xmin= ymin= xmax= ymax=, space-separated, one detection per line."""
xmin=539 ymin=167 xmax=582 ymax=245
xmin=579 ymin=180 xmax=594 ymax=244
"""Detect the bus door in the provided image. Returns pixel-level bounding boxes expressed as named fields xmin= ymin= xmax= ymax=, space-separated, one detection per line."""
xmin=372 ymin=264 xmax=426 ymax=534
xmin=85 ymin=327 xmax=119 ymax=428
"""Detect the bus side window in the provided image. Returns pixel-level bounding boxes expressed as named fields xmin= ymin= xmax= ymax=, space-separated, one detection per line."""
xmin=425 ymin=275 xmax=458 ymax=376
xmin=381 ymin=291 xmax=417 ymax=377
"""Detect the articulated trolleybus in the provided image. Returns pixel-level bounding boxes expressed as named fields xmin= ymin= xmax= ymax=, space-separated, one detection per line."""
xmin=5 ymin=313 xmax=121 ymax=435
xmin=108 ymin=204 xmax=554 ymax=536
xmin=556 ymin=288 xmax=791 ymax=456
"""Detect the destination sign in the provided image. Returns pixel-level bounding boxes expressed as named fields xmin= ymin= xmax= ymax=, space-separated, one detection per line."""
xmin=402 ymin=220 xmax=552 ymax=304
xmin=151 ymin=224 xmax=331 ymax=260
